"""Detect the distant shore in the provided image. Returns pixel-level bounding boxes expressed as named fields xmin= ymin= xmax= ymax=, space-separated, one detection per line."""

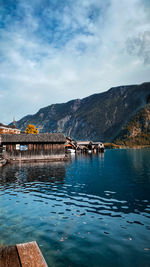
xmin=104 ymin=143 xmax=150 ymax=149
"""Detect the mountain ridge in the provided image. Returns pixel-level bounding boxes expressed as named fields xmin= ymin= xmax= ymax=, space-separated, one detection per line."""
xmin=15 ymin=82 xmax=150 ymax=142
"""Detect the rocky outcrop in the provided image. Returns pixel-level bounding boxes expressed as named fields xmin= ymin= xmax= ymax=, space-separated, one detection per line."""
xmin=16 ymin=82 xmax=150 ymax=142
xmin=114 ymin=103 xmax=150 ymax=146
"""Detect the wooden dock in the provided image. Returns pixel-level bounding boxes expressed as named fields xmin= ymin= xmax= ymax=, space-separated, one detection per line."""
xmin=0 ymin=159 xmax=7 ymax=167
xmin=0 ymin=241 xmax=48 ymax=267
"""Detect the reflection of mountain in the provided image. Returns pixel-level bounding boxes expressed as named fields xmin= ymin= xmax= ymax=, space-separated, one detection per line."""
xmin=125 ymin=149 xmax=150 ymax=184
xmin=0 ymin=162 xmax=66 ymax=185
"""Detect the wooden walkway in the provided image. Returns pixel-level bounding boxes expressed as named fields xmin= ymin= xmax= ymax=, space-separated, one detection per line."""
xmin=0 ymin=159 xmax=6 ymax=167
xmin=0 ymin=241 xmax=48 ymax=267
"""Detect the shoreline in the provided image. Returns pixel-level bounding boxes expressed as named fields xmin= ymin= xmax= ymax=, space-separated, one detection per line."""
xmin=104 ymin=143 xmax=150 ymax=149
xmin=0 ymin=155 xmax=69 ymax=167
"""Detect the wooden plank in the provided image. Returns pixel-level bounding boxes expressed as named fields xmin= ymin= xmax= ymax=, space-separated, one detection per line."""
xmin=16 ymin=241 xmax=48 ymax=267
xmin=0 ymin=245 xmax=21 ymax=267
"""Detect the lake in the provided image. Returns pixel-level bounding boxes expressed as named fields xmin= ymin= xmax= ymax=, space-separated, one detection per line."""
xmin=0 ymin=149 xmax=150 ymax=267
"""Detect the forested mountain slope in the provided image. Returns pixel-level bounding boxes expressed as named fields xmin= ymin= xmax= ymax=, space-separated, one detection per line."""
xmin=16 ymin=82 xmax=150 ymax=142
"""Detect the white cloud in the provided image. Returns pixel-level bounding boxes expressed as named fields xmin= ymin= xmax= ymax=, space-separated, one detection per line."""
xmin=0 ymin=0 xmax=150 ymax=123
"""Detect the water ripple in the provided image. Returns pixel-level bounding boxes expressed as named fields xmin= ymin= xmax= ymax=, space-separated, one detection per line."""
xmin=0 ymin=152 xmax=150 ymax=267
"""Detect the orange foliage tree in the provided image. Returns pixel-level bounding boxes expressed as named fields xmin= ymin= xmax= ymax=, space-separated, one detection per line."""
xmin=25 ymin=124 xmax=39 ymax=134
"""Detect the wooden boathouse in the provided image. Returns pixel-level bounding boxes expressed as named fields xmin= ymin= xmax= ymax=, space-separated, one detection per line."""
xmin=76 ymin=141 xmax=104 ymax=152
xmin=0 ymin=133 xmax=66 ymax=162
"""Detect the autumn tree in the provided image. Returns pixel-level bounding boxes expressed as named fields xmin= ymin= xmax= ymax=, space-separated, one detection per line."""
xmin=25 ymin=124 xmax=39 ymax=134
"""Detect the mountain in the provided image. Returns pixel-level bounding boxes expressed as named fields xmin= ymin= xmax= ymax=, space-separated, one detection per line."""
xmin=16 ymin=82 xmax=150 ymax=142
xmin=114 ymin=103 xmax=150 ymax=146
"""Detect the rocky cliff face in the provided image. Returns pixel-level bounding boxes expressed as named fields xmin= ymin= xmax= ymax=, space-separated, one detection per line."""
xmin=16 ymin=82 xmax=150 ymax=142
xmin=114 ymin=103 xmax=150 ymax=146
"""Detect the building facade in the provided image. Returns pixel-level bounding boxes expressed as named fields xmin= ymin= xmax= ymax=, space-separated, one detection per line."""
xmin=0 ymin=133 xmax=66 ymax=162
xmin=0 ymin=123 xmax=21 ymax=134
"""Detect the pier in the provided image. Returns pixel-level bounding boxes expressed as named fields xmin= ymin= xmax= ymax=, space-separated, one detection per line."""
xmin=0 ymin=241 xmax=48 ymax=267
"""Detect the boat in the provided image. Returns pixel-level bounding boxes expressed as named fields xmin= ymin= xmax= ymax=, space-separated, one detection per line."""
xmin=68 ymin=149 xmax=76 ymax=153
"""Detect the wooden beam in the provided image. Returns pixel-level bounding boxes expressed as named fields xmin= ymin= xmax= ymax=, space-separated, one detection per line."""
xmin=16 ymin=241 xmax=48 ymax=267
xmin=0 ymin=245 xmax=21 ymax=267
xmin=0 ymin=242 xmax=48 ymax=267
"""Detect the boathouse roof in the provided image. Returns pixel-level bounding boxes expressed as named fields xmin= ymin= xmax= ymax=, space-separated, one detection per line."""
xmin=77 ymin=141 xmax=92 ymax=145
xmin=0 ymin=133 xmax=65 ymax=144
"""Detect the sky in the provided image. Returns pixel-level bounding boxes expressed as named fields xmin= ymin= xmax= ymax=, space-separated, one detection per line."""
xmin=0 ymin=0 xmax=150 ymax=123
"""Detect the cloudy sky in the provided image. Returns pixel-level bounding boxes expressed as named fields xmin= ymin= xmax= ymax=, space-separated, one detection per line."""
xmin=0 ymin=0 xmax=150 ymax=123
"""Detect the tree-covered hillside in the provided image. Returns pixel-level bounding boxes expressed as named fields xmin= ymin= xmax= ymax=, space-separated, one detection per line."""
xmin=114 ymin=103 xmax=150 ymax=146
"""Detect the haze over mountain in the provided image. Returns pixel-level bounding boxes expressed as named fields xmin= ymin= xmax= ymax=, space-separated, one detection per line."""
xmin=16 ymin=82 xmax=150 ymax=142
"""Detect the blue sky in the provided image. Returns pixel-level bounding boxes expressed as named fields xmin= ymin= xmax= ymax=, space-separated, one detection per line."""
xmin=0 ymin=0 xmax=150 ymax=123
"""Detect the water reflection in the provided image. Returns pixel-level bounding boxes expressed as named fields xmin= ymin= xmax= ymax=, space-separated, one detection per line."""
xmin=125 ymin=149 xmax=150 ymax=183
xmin=0 ymin=162 xmax=66 ymax=185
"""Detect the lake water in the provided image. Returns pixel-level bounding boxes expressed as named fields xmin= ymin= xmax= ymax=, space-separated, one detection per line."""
xmin=0 ymin=149 xmax=150 ymax=267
